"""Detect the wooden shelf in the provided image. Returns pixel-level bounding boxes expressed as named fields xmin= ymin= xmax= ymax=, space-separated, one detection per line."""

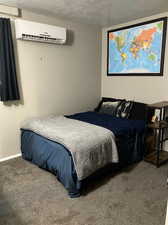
xmin=144 ymin=151 xmax=168 ymax=166
xmin=148 ymin=121 xmax=168 ymax=129
xmin=145 ymin=101 xmax=168 ymax=167
xmin=148 ymin=101 xmax=168 ymax=109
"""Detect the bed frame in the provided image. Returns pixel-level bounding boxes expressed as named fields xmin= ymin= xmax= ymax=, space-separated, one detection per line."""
xmin=21 ymin=98 xmax=151 ymax=197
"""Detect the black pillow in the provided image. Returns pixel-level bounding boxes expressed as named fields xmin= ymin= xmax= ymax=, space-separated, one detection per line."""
xmin=115 ymin=101 xmax=133 ymax=119
xmin=129 ymin=102 xmax=148 ymax=120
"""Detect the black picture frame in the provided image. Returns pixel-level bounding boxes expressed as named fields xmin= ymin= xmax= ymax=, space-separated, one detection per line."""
xmin=107 ymin=17 xmax=167 ymax=76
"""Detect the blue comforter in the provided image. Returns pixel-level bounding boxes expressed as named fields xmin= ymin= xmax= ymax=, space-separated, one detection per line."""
xmin=21 ymin=111 xmax=146 ymax=198
xmin=66 ymin=111 xmax=145 ymax=136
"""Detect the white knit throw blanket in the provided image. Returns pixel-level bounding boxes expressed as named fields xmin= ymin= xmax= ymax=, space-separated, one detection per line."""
xmin=21 ymin=116 xmax=118 ymax=180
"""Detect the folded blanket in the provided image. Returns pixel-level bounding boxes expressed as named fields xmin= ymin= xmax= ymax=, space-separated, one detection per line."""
xmin=21 ymin=116 xmax=118 ymax=180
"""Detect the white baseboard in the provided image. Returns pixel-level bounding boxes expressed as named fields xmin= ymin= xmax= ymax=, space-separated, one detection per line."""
xmin=0 ymin=153 xmax=21 ymax=163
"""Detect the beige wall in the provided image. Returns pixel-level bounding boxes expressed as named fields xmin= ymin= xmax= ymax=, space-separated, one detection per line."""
xmin=0 ymin=10 xmax=101 ymax=160
xmin=101 ymin=12 xmax=168 ymax=104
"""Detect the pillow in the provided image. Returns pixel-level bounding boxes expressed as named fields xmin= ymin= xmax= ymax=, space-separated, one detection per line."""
xmin=115 ymin=101 xmax=133 ymax=119
xmin=129 ymin=102 xmax=148 ymax=120
xmin=99 ymin=101 xmax=121 ymax=115
xmin=95 ymin=97 xmax=125 ymax=112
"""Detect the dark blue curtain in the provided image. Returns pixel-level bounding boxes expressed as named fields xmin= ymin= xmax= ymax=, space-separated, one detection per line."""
xmin=0 ymin=18 xmax=20 ymax=101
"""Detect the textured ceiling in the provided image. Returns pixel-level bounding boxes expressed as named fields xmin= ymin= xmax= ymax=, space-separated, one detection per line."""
xmin=0 ymin=0 xmax=168 ymax=27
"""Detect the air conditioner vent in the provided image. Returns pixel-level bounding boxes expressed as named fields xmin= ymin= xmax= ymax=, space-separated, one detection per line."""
xmin=21 ymin=34 xmax=65 ymax=44
xmin=15 ymin=19 xmax=66 ymax=44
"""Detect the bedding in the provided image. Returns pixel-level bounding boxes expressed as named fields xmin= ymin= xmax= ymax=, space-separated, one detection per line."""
xmin=21 ymin=115 xmax=118 ymax=180
xmin=115 ymin=101 xmax=133 ymax=119
xmin=95 ymin=97 xmax=125 ymax=112
xmin=66 ymin=111 xmax=145 ymax=136
xmin=21 ymin=111 xmax=146 ymax=197
xmin=21 ymin=130 xmax=81 ymax=198
xmin=99 ymin=101 xmax=121 ymax=115
xmin=97 ymin=99 xmax=133 ymax=119
xmin=95 ymin=97 xmax=148 ymax=121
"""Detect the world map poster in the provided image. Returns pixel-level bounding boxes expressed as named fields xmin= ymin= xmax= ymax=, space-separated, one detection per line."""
xmin=107 ymin=18 xmax=167 ymax=76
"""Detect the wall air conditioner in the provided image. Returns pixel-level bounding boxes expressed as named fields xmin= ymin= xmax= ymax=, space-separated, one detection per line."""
xmin=15 ymin=19 xmax=66 ymax=44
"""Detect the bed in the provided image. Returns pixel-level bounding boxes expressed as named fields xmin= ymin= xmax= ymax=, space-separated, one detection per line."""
xmin=21 ymin=98 xmax=148 ymax=197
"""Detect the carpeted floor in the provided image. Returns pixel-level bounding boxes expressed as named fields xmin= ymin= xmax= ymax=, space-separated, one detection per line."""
xmin=0 ymin=157 xmax=167 ymax=225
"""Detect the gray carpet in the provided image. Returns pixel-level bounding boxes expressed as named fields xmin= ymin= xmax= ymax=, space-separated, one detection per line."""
xmin=0 ymin=157 xmax=167 ymax=225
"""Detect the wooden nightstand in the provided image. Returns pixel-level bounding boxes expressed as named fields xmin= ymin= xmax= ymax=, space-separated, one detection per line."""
xmin=144 ymin=101 xmax=168 ymax=167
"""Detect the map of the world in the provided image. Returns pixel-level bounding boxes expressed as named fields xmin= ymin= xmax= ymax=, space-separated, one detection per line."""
xmin=108 ymin=19 xmax=166 ymax=75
